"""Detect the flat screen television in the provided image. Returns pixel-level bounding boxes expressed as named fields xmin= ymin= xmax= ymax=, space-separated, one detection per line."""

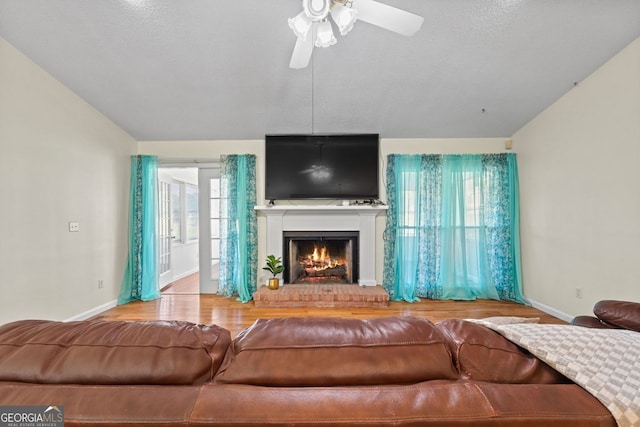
xmin=265 ymin=134 xmax=379 ymax=200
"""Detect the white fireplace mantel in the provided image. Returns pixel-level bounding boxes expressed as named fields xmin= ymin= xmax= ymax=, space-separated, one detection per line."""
xmin=255 ymin=205 xmax=387 ymax=286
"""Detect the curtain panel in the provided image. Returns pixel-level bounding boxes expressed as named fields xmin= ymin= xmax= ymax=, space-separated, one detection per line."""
xmin=383 ymin=153 xmax=525 ymax=304
xmin=218 ymin=154 xmax=258 ymax=302
xmin=118 ymin=155 xmax=161 ymax=304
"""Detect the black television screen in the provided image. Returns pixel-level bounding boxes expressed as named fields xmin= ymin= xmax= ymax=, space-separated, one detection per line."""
xmin=265 ymin=134 xmax=379 ymax=200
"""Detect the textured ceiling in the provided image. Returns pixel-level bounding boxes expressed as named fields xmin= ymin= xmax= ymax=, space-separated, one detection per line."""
xmin=1 ymin=0 xmax=639 ymax=141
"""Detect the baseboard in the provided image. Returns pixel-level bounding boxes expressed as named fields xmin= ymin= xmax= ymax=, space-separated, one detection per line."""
xmin=527 ymin=298 xmax=573 ymax=323
xmin=65 ymin=299 xmax=118 ymax=322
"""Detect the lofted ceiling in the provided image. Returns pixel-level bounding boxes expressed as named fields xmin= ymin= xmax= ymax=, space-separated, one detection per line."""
xmin=1 ymin=0 xmax=639 ymax=141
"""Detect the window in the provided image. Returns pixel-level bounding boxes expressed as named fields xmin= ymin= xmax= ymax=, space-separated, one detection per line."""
xmin=185 ymin=184 xmax=198 ymax=242
xmin=171 ymin=181 xmax=199 ymax=244
xmin=171 ymin=182 xmax=182 ymax=242
xmin=159 ymin=180 xmax=171 ymax=275
xmin=209 ymin=178 xmax=221 ymax=280
xmin=383 ymin=154 xmax=524 ymax=303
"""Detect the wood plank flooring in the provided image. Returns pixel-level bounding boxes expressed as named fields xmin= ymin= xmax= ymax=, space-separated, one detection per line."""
xmin=93 ymin=279 xmax=566 ymax=337
xmin=160 ymin=273 xmax=200 ymax=294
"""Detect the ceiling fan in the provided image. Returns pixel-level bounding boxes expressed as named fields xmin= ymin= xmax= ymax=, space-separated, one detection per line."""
xmin=288 ymin=0 xmax=424 ymax=69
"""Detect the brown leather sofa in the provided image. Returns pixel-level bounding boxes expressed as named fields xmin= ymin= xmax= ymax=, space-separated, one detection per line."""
xmin=2 ymin=310 xmax=635 ymax=427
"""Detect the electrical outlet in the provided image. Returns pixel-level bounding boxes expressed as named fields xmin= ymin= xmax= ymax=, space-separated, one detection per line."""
xmin=98 ymin=280 xmax=104 ymax=289
xmin=575 ymin=287 xmax=582 ymax=298
xmin=69 ymin=222 xmax=80 ymax=232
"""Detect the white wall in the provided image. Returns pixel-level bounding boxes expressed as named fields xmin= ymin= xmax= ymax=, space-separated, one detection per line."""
xmin=0 ymin=37 xmax=137 ymax=324
xmin=514 ymin=37 xmax=640 ymax=319
xmin=139 ymin=138 xmax=508 ymax=286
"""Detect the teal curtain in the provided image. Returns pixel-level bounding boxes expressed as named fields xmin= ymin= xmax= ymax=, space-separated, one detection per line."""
xmin=118 ymin=155 xmax=160 ymax=304
xmin=439 ymin=155 xmax=499 ymax=300
xmin=218 ymin=154 xmax=258 ymax=302
xmin=485 ymin=154 xmax=525 ymax=302
xmin=383 ymin=155 xmax=439 ymax=302
xmin=383 ymin=153 xmax=525 ymax=304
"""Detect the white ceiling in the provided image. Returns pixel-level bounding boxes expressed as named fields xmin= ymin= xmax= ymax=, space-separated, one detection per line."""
xmin=1 ymin=0 xmax=639 ymax=141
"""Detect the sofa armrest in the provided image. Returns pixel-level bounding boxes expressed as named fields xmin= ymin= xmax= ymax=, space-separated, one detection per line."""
xmin=570 ymin=315 xmax=617 ymax=329
xmin=593 ymin=300 xmax=640 ymax=332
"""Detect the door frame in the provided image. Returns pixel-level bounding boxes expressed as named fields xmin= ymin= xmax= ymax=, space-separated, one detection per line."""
xmin=157 ymin=159 xmax=220 ymax=293
xmin=198 ymin=166 xmax=221 ymax=294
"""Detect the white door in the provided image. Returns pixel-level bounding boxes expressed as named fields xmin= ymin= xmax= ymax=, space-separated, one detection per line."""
xmin=157 ymin=172 xmax=173 ymax=288
xmin=198 ymin=167 xmax=221 ymax=293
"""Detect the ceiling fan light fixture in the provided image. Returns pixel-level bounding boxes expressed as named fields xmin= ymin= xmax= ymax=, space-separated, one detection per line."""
xmin=288 ymin=0 xmax=424 ymax=68
xmin=303 ymin=0 xmax=331 ymax=21
xmin=315 ymin=20 xmax=337 ymax=48
xmin=288 ymin=11 xmax=314 ymax=40
xmin=330 ymin=4 xmax=358 ymax=35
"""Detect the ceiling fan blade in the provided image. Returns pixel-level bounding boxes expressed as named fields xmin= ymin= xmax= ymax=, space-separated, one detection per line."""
xmin=289 ymin=34 xmax=314 ymax=69
xmin=351 ymin=0 xmax=424 ymax=36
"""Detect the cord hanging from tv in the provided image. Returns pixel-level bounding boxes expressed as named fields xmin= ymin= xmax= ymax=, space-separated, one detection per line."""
xmin=265 ymin=134 xmax=379 ymax=201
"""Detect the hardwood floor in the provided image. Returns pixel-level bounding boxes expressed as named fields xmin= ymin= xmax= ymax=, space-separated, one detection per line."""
xmin=93 ymin=286 xmax=566 ymax=337
xmin=160 ymin=273 xmax=199 ymax=294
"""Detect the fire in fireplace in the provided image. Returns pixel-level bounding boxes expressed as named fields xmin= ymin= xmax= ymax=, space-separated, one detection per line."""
xmin=283 ymin=231 xmax=359 ymax=284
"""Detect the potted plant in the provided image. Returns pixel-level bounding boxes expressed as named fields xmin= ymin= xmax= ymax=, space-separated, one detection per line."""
xmin=263 ymin=255 xmax=284 ymax=290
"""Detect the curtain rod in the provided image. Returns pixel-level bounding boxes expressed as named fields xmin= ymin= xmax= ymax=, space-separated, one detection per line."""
xmin=157 ymin=158 xmax=220 ymax=167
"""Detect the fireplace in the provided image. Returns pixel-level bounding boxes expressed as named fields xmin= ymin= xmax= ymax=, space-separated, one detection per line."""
xmin=283 ymin=231 xmax=358 ymax=284
xmin=256 ymin=205 xmax=387 ymax=286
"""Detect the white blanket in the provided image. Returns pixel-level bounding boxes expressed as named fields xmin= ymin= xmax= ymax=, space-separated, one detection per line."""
xmin=475 ymin=322 xmax=640 ymax=427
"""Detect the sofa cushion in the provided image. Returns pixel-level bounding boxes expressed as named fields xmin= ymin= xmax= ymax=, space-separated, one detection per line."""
xmin=0 ymin=320 xmax=232 ymax=385
xmin=594 ymin=300 xmax=640 ymax=332
xmin=215 ymin=316 xmax=458 ymax=386
xmin=436 ymin=319 xmax=569 ymax=384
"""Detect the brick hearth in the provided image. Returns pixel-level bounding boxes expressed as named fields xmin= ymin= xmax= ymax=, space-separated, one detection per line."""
xmin=253 ymin=284 xmax=390 ymax=308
